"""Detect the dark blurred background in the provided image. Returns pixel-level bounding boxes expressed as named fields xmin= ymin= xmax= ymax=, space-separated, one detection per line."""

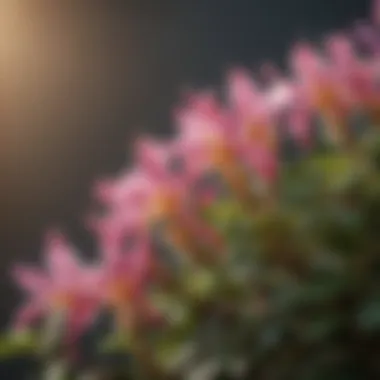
xmin=0 ymin=0 xmax=369 ymax=333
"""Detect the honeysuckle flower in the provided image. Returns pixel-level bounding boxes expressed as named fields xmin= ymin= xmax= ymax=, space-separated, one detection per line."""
xmin=93 ymin=169 xmax=154 ymax=212
xmin=175 ymin=92 xmax=236 ymax=167
xmin=89 ymin=210 xmax=148 ymax=259
xmin=259 ymin=67 xmax=314 ymax=150
xmin=227 ymin=69 xmax=281 ymax=183
xmin=290 ymin=43 xmax=355 ymax=144
xmin=134 ymin=137 xmax=200 ymax=218
xmin=326 ymin=34 xmax=380 ymax=124
xmin=292 ymin=34 xmax=380 ymax=135
xmin=327 ymin=35 xmax=372 ymax=102
xmin=93 ymin=143 xmax=221 ymax=268
xmin=95 ymin=136 xmax=207 ymax=222
xmin=91 ymin=170 xmax=157 ymax=252
xmin=134 ymin=136 xmax=225 ymax=259
xmin=175 ymin=92 xmax=256 ymax=204
xmin=95 ymin=236 xmax=161 ymax=329
xmin=12 ymin=232 xmax=100 ymax=343
xmin=92 ymin=207 xmax=178 ymax=294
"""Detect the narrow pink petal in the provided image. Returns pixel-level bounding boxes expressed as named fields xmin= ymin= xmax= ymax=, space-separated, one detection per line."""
xmin=134 ymin=137 xmax=168 ymax=180
xmin=187 ymin=92 xmax=227 ymax=129
xmin=290 ymin=43 xmax=322 ymax=80
xmin=113 ymin=170 xmax=154 ymax=208
xmin=176 ymin=97 xmax=224 ymax=142
xmin=44 ymin=232 xmax=82 ymax=288
xmin=227 ymin=68 xmax=260 ymax=116
xmin=12 ymin=265 xmax=50 ymax=295
xmin=93 ymin=170 xmax=150 ymax=207
xmin=326 ymin=34 xmax=355 ymax=67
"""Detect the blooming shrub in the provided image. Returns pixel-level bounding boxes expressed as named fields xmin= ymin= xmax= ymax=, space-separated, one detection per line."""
xmin=4 ymin=2 xmax=380 ymax=379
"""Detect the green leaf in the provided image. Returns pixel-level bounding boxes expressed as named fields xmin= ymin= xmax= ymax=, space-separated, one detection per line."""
xmin=0 ymin=329 xmax=38 ymax=358
xmin=204 ymin=199 xmax=246 ymax=232
xmin=310 ymin=153 xmax=356 ymax=191
xmin=183 ymin=268 xmax=220 ymax=302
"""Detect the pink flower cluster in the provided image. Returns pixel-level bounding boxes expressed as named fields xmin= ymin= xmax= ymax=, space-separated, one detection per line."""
xmin=11 ymin=1 xmax=380 ymax=344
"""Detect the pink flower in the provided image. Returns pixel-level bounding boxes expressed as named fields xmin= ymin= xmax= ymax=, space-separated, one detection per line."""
xmin=134 ymin=136 xmax=209 ymax=220
xmin=134 ymin=136 xmax=203 ymax=188
xmin=12 ymin=231 xmax=100 ymax=343
xmin=290 ymin=43 xmax=332 ymax=105
xmin=135 ymin=136 xmax=225 ymax=253
xmin=94 ymin=138 xmax=197 ymax=225
xmin=93 ymin=169 xmax=154 ymax=211
xmin=290 ymin=42 xmax=355 ymax=143
xmin=326 ymin=33 xmax=380 ymax=122
xmin=174 ymin=73 xmax=282 ymax=187
xmin=175 ymin=92 xmax=236 ymax=168
xmin=90 ymin=210 xmax=148 ymax=261
xmin=326 ymin=35 xmax=369 ymax=104
xmin=90 ymin=169 xmax=156 ymax=242
xmin=227 ymin=68 xmax=275 ymax=133
xmin=95 ymin=232 xmax=161 ymax=328
xmin=227 ymin=68 xmax=280 ymax=181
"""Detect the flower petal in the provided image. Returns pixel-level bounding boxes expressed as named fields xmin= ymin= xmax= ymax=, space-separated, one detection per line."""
xmin=44 ymin=232 xmax=82 ymax=288
xmin=12 ymin=265 xmax=50 ymax=295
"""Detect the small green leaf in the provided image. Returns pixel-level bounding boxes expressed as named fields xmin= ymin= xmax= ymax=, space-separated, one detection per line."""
xmin=183 ymin=268 xmax=220 ymax=302
xmin=0 ymin=329 xmax=38 ymax=358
